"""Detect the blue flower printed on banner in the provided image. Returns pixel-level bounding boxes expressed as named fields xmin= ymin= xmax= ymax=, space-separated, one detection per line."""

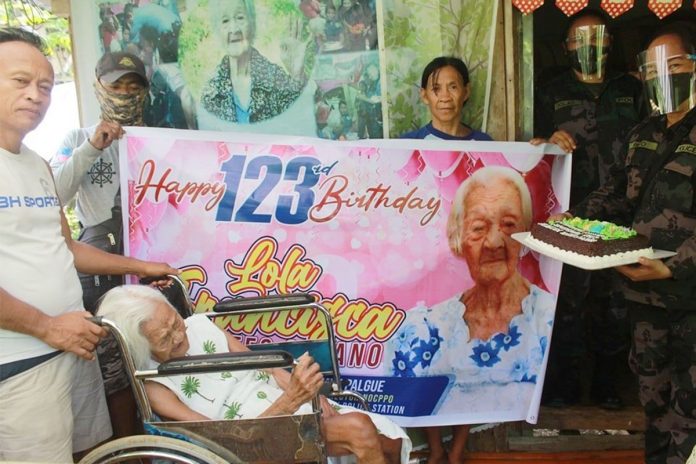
xmin=470 ymin=341 xmax=501 ymax=368
xmin=509 ymin=357 xmax=530 ymax=381
xmin=392 ymin=350 xmax=418 ymax=377
xmin=492 ymin=325 xmax=521 ymax=352
xmin=393 ymin=324 xmax=418 ymax=352
xmin=426 ymin=320 xmax=443 ymax=352
xmin=392 ymin=318 xmax=443 ymax=372
xmin=414 ymin=339 xmax=437 ymax=368
xmin=521 ymin=373 xmax=537 ymax=383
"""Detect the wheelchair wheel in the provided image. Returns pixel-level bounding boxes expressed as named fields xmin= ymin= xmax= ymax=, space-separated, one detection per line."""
xmin=78 ymin=435 xmax=238 ymax=464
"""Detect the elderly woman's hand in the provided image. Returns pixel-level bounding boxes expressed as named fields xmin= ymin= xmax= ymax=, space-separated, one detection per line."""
xmin=282 ymin=353 xmax=324 ymax=413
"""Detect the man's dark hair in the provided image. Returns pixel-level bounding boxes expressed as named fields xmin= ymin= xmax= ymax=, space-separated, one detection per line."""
xmin=420 ymin=56 xmax=470 ymax=89
xmin=0 ymin=27 xmax=47 ymax=54
xmin=644 ymin=20 xmax=696 ymax=55
xmin=561 ymin=8 xmax=611 ymax=42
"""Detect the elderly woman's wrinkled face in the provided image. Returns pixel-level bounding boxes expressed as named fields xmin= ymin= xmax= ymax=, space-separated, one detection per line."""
xmin=142 ymin=302 xmax=189 ymax=363
xmin=217 ymin=0 xmax=253 ymax=59
xmin=461 ymin=178 xmax=525 ymax=286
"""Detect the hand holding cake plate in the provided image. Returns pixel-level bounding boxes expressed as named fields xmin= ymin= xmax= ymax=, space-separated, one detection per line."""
xmin=512 ymin=218 xmax=676 ymax=271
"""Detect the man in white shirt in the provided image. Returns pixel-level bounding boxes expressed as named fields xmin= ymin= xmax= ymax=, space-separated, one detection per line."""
xmin=0 ymin=27 xmax=178 ymax=463
xmin=50 ymin=50 xmax=152 ymax=439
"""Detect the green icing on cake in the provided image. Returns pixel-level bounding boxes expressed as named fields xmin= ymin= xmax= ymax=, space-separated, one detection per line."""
xmin=549 ymin=217 xmax=637 ymax=240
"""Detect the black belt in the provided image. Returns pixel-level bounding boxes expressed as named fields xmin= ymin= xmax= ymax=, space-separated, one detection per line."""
xmin=0 ymin=350 xmax=62 ymax=382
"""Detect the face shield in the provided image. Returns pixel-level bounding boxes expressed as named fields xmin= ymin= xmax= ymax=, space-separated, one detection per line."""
xmin=565 ymin=25 xmax=610 ymax=80
xmin=638 ymin=47 xmax=696 ymax=115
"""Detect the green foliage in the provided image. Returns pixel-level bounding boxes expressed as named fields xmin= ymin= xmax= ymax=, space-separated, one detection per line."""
xmin=220 ymin=371 xmax=236 ymax=381
xmin=181 ymin=375 xmax=201 ymax=398
xmin=180 ymin=375 xmax=214 ymax=403
xmin=0 ymin=1 xmax=73 ymax=81
xmin=270 ymin=0 xmax=302 ymax=16
xmin=64 ymin=206 xmax=80 ymax=240
xmin=223 ymin=401 xmax=242 ymax=419
xmin=255 ymin=371 xmax=270 ymax=383
xmin=203 ymin=339 xmax=217 ymax=354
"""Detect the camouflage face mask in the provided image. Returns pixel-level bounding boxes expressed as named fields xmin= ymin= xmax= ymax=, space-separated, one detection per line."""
xmin=94 ymin=81 xmax=147 ymax=126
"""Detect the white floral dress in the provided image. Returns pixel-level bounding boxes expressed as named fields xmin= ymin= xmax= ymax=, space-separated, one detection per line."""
xmin=151 ymin=314 xmax=412 ymax=463
xmin=384 ymin=285 xmax=555 ymax=415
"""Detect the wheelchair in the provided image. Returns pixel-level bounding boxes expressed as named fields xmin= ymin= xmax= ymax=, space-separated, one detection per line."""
xmin=79 ymin=276 xmax=368 ymax=464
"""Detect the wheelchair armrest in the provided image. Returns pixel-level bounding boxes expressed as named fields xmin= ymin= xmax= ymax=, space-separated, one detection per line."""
xmin=213 ymin=293 xmax=316 ymax=312
xmin=157 ymin=350 xmax=294 ymax=376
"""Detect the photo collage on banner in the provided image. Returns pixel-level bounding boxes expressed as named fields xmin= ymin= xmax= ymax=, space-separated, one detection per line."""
xmin=121 ymin=128 xmax=569 ymax=426
xmin=91 ymin=0 xmax=383 ymax=138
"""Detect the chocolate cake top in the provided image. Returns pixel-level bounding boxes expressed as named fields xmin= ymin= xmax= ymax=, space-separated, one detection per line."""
xmin=549 ymin=217 xmax=638 ymax=241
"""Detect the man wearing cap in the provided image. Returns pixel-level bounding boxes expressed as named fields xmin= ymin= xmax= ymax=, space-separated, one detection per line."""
xmin=0 ymin=28 xmax=178 ymax=462
xmin=50 ymin=51 xmax=151 ymax=439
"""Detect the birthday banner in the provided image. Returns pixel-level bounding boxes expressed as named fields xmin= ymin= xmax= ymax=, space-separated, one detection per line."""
xmin=120 ymin=127 xmax=569 ymax=426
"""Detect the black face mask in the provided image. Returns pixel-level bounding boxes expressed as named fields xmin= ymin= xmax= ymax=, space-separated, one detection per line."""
xmin=644 ymin=72 xmax=696 ymax=114
xmin=568 ymin=45 xmax=606 ymax=76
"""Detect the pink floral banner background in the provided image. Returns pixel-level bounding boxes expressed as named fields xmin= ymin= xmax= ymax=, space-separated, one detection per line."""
xmin=121 ymin=127 xmax=570 ymax=426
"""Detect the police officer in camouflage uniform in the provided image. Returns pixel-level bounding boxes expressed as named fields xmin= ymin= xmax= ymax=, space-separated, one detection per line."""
xmin=563 ymin=21 xmax=696 ymax=464
xmin=532 ymin=9 xmax=645 ymax=409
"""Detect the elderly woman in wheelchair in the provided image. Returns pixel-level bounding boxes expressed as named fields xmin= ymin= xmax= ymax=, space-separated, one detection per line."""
xmin=97 ymin=285 xmax=411 ymax=464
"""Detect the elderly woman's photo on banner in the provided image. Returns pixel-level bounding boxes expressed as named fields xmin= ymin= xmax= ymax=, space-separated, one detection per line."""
xmin=83 ymin=0 xmax=382 ymax=137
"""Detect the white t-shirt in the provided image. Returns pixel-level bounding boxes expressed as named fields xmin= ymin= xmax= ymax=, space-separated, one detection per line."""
xmin=0 ymin=145 xmax=83 ymax=364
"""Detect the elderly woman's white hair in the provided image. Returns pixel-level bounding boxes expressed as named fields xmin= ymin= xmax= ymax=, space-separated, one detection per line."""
xmin=97 ymin=285 xmax=173 ymax=370
xmin=447 ymin=166 xmax=533 ymax=256
xmin=209 ymin=0 xmax=256 ymax=42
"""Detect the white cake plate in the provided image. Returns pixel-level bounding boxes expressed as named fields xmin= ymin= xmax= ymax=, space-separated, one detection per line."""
xmin=512 ymin=232 xmax=677 ymax=271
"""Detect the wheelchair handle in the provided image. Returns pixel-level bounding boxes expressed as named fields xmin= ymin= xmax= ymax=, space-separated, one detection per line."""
xmin=213 ymin=293 xmax=316 ymax=312
xmin=158 ymin=350 xmax=295 ymax=375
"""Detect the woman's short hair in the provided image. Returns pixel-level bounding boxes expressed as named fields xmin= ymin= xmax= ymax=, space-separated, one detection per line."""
xmin=645 ymin=20 xmax=696 ymax=55
xmin=209 ymin=0 xmax=256 ymax=43
xmin=420 ymin=56 xmax=469 ymax=89
xmin=97 ymin=285 xmax=173 ymax=370
xmin=447 ymin=166 xmax=533 ymax=256
xmin=0 ymin=27 xmax=47 ymax=54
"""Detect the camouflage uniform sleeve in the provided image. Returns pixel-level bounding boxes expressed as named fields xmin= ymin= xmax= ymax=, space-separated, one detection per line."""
xmin=666 ymin=233 xmax=696 ymax=281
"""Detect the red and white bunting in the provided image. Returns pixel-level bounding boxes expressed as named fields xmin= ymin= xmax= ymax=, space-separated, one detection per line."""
xmin=600 ymin=0 xmax=635 ymax=18
xmin=556 ymin=0 xmax=589 ymax=16
xmin=511 ymin=0 xmax=545 ymax=15
xmin=647 ymin=0 xmax=683 ymax=19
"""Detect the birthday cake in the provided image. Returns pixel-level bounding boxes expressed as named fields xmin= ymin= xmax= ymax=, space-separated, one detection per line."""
xmin=528 ymin=217 xmax=652 ymax=267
